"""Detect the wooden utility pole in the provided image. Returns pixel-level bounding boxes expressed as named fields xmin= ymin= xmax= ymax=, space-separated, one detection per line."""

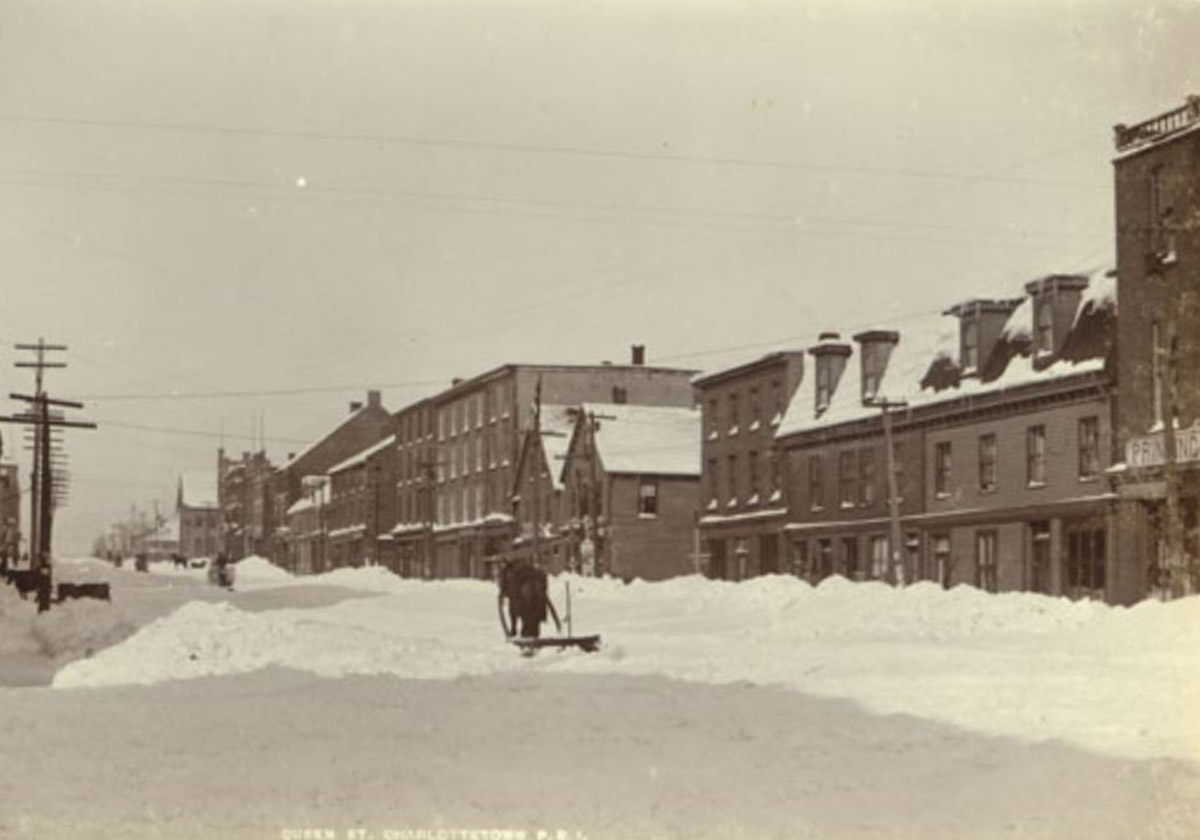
xmin=2 ymin=381 xmax=96 ymax=611
xmin=867 ymin=397 xmax=907 ymax=586
xmin=1158 ymin=321 xmax=1191 ymax=597
xmin=531 ymin=376 xmax=543 ymax=569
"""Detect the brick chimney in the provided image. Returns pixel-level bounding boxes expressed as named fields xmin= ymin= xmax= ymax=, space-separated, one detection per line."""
xmin=852 ymin=330 xmax=900 ymax=402
xmin=808 ymin=332 xmax=852 ymax=415
xmin=943 ymin=298 xmax=1024 ymax=378
xmin=367 ymin=389 xmax=381 ymax=408
xmin=1024 ymin=274 xmax=1090 ymax=368
xmin=631 ymin=344 xmax=646 ymax=366
xmin=349 ymin=401 xmax=363 ymax=413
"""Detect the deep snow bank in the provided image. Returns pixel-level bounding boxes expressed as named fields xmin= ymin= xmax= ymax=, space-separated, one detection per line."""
xmin=49 ymin=570 xmax=1200 ymax=761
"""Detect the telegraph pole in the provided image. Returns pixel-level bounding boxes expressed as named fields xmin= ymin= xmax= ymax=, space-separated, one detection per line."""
xmin=531 ymin=376 xmax=543 ymax=569
xmin=867 ymin=397 xmax=907 ymax=586
xmin=1158 ymin=322 xmax=1191 ymax=597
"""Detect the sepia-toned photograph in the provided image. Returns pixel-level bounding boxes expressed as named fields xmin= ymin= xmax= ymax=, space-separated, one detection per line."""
xmin=1 ymin=0 xmax=1198 ymax=837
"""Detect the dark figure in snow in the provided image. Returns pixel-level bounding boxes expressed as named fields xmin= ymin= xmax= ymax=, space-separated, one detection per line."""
xmin=498 ymin=559 xmax=561 ymax=639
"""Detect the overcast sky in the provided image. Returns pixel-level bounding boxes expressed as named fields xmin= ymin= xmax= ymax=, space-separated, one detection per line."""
xmin=2 ymin=0 xmax=1198 ymax=554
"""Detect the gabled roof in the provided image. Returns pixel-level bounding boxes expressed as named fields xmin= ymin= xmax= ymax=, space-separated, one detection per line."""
xmin=777 ymin=267 xmax=1115 ymax=440
xmin=579 ymin=402 xmax=701 ymax=477
xmin=514 ymin=404 xmax=577 ymax=491
xmin=327 ymin=435 xmax=396 ymax=475
xmin=179 ymin=472 xmax=219 ymax=509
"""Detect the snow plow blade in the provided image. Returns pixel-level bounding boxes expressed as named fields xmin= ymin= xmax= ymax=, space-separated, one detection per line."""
xmin=511 ymin=634 xmax=601 ymax=654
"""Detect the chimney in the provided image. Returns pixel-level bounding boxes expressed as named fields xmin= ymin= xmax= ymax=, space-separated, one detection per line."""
xmin=808 ymin=332 xmax=852 ymax=415
xmin=349 ymin=401 xmax=363 ymax=413
xmin=451 ymin=377 xmax=464 ymax=387
xmin=943 ymin=298 xmax=1024 ymax=378
xmin=287 ymin=452 xmax=295 ymax=461
xmin=852 ymin=330 xmax=900 ymax=402
xmin=367 ymin=389 xmax=381 ymax=408
xmin=1023 ymin=274 xmax=1090 ymax=368
xmin=631 ymin=344 xmax=646 ymax=366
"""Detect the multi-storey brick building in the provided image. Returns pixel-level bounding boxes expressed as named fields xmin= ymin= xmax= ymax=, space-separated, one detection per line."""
xmin=216 ymin=450 xmax=275 ymax=559
xmin=388 ymin=397 xmax=437 ymax=578
xmin=559 ymin=402 xmax=702 ymax=581
xmin=427 ymin=351 xmax=697 ymax=579
xmin=285 ymin=476 xmax=328 ymax=575
xmin=271 ymin=390 xmax=391 ymax=571
xmin=325 ymin=432 xmax=398 ymax=569
xmin=176 ymin=471 xmax=221 ymax=558
xmin=777 ymin=269 xmax=1119 ymax=599
xmin=1111 ymin=95 xmax=1200 ymax=600
xmin=694 ymin=351 xmax=806 ymax=579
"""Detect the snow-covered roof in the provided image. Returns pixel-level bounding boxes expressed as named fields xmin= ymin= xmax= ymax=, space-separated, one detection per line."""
xmin=580 ymin=402 xmax=702 ymax=477
xmin=180 ymin=472 xmax=219 ymax=509
xmin=327 ymin=435 xmax=396 ymax=475
xmin=284 ymin=403 xmax=382 ymax=472
xmin=777 ymin=267 xmax=1114 ymax=440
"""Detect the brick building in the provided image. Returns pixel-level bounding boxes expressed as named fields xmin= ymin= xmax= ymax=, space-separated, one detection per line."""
xmin=176 ymin=471 xmax=221 ymax=558
xmin=693 ymin=351 xmax=806 ymax=580
xmin=216 ymin=450 xmax=275 ymax=559
xmin=1111 ymin=95 xmax=1200 ymax=600
xmin=427 ymin=352 xmax=697 ymax=579
xmin=388 ymin=398 xmax=437 ymax=578
xmin=271 ymin=390 xmax=391 ymax=571
xmin=326 ymin=432 xmax=398 ymax=569
xmin=560 ymin=402 xmax=702 ymax=581
xmin=777 ymin=269 xmax=1119 ymax=599
xmin=285 ymin=476 xmax=328 ymax=575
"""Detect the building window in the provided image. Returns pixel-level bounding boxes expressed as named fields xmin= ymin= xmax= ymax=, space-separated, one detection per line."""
xmin=869 ymin=535 xmax=889 ymax=580
xmin=1078 ymin=417 xmax=1100 ymax=480
xmin=976 ymin=531 xmax=997 ymax=593
xmin=978 ymin=434 xmax=997 ymax=492
xmin=748 ymin=450 xmax=760 ymax=500
xmin=808 ymin=455 xmax=824 ymax=511
xmin=706 ymin=458 xmax=719 ymax=508
xmin=838 ymin=451 xmax=856 ymax=508
xmin=858 ymin=448 xmax=876 ymax=506
xmin=1035 ymin=302 xmax=1054 ymax=355
xmin=707 ymin=398 xmax=719 ymax=439
xmin=934 ymin=441 xmax=952 ymax=498
xmin=612 ymin=386 xmax=628 ymax=404
xmin=1027 ymin=425 xmax=1046 ymax=486
xmin=769 ymin=451 xmax=781 ymax=498
xmin=962 ymin=320 xmax=980 ymax=372
xmin=638 ymin=478 xmax=658 ymax=516
xmin=771 ymin=379 xmax=783 ymax=424
xmin=749 ymin=387 xmax=761 ymax=429
xmin=727 ymin=454 xmax=738 ymax=505
xmin=728 ymin=393 xmax=740 ymax=434
xmin=1066 ymin=524 xmax=1106 ymax=599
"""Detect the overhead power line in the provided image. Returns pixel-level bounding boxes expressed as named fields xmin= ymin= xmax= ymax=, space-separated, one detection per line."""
xmin=0 ymin=111 xmax=1109 ymax=188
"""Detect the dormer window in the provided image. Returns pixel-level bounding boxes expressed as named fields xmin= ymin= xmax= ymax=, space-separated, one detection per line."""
xmin=853 ymin=330 xmax=899 ymax=403
xmin=1035 ymin=301 xmax=1054 ymax=355
xmin=962 ymin=320 xmax=980 ymax=372
xmin=816 ymin=364 xmax=833 ymax=412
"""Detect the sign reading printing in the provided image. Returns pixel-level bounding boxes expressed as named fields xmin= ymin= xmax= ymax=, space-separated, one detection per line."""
xmin=1126 ymin=424 xmax=1200 ymax=469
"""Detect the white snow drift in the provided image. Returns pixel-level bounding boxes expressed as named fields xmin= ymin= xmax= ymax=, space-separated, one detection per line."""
xmin=49 ymin=562 xmax=1200 ymax=765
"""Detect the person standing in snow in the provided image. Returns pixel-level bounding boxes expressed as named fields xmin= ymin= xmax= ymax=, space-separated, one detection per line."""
xmin=498 ymin=558 xmax=561 ymax=639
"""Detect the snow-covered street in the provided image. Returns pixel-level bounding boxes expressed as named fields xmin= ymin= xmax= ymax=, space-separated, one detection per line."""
xmin=2 ymin=558 xmax=1199 ymax=839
